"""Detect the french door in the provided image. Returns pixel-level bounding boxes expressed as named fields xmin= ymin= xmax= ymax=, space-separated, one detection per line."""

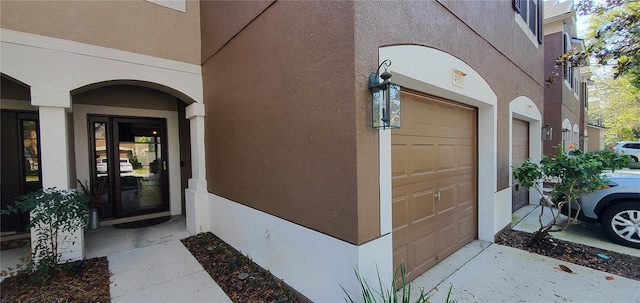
xmin=1 ymin=111 xmax=41 ymax=232
xmin=89 ymin=116 xmax=169 ymax=219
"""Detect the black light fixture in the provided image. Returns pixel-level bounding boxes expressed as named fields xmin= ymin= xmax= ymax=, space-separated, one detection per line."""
xmin=369 ymin=59 xmax=401 ymax=129
xmin=541 ymin=123 xmax=552 ymax=141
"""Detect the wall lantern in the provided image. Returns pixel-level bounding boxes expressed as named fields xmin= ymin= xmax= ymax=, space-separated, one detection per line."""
xmin=369 ymin=59 xmax=401 ymax=129
xmin=541 ymin=123 xmax=552 ymax=141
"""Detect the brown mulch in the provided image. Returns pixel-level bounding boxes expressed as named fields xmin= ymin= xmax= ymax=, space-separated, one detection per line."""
xmin=496 ymin=229 xmax=640 ymax=281
xmin=181 ymin=232 xmax=301 ymax=303
xmin=2 ymin=229 xmax=638 ymax=302
xmin=0 ymin=257 xmax=111 ymax=303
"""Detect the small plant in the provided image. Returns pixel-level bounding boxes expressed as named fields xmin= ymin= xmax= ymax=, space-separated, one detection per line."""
xmin=341 ymin=264 xmax=456 ymax=303
xmin=77 ymin=178 xmax=106 ymax=209
xmin=1 ymin=187 xmax=89 ymax=283
xmin=513 ymin=147 xmax=630 ymax=242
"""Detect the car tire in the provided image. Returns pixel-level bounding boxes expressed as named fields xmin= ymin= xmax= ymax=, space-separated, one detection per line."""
xmin=600 ymin=201 xmax=640 ymax=248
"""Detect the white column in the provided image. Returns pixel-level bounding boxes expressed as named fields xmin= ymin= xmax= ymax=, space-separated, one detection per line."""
xmin=32 ymin=87 xmax=71 ymax=190
xmin=185 ymin=103 xmax=210 ymax=234
xmin=30 ymin=87 xmax=83 ymax=262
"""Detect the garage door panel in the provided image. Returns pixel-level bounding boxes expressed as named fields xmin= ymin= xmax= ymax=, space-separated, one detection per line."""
xmin=436 ymin=144 xmax=457 ymax=172
xmin=393 ymin=91 xmax=477 ymax=282
xmin=410 ymin=189 xmax=436 ymax=224
xmin=436 ymin=221 xmax=458 ymax=259
xmin=392 ymin=144 xmax=408 ymax=182
xmin=458 ymin=211 xmax=476 ymax=244
xmin=393 ymin=244 xmax=409 ymax=273
xmin=392 ymin=195 xmax=409 ymax=231
xmin=512 ymin=119 xmax=530 ymax=211
xmin=410 ymin=144 xmax=436 ymax=177
xmin=412 ymin=233 xmax=437 ymax=274
xmin=435 ymin=184 xmax=458 ymax=215
xmin=458 ymin=181 xmax=474 ymax=208
xmin=458 ymin=144 xmax=474 ymax=169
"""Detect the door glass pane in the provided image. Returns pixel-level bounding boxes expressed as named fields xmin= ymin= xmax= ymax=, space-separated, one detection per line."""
xmin=118 ymin=123 xmax=163 ymax=212
xmin=94 ymin=122 xmax=112 ymax=217
xmin=21 ymin=120 xmax=40 ymax=192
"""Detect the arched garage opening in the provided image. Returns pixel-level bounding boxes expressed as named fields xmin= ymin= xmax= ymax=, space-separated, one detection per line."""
xmin=378 ymin=45 xmax=498 ymax=280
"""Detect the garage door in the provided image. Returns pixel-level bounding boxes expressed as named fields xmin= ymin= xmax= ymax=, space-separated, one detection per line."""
xmin=392 ymin=91 xmax=477 ymax=282
xmin=511 ymin=119 xmax=529 ymax=211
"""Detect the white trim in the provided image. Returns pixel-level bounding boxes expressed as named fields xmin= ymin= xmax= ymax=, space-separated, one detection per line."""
xmin=73 ymin=104 xmax=182 ymax=217
xmin=509 ymin=96 xmax=543 ymax=208
xmin=208 ymin=193 xmax=393 ymax=302
xmin=144 ymin=0 xmax=186 ymax=12
xmin=378 ymin=45 xmax=498 ymax=244
xmin=0 ymin=28 xmax=202 ymax=103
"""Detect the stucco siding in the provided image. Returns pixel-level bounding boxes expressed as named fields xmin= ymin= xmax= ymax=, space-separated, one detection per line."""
xmin=0 ymin=0 xmax=201 ymax=64
xmin=201 ymin=1 xmax=362 ymax=244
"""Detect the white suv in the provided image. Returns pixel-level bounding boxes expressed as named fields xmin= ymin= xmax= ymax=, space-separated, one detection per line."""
xmin=611 ymin=141 xmax=640 ymax=162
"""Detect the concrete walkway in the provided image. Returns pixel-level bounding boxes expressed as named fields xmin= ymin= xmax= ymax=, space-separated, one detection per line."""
xmin=412 ymin=242 xmax=639 ymax=303
xmin=109 ymin=240 xmax=231 ymax=303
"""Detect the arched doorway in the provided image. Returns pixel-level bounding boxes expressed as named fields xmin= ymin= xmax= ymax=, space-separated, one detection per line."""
xmin=72 ymin=84 xmax=193 ymax=222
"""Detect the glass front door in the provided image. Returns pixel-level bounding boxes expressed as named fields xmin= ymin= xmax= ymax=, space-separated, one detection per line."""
xmin=90 ymin=116 xmax=169 ymax=219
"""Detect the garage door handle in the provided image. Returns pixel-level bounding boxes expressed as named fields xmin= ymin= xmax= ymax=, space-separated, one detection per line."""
xmin=435 ymin=192 xmax=441 ymax=201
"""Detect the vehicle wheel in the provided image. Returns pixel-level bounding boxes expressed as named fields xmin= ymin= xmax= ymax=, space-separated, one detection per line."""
xmin=630 ymin=156 xmax=638 ymax=163
xmin=601 ymin=201 xmax=640 ymax=248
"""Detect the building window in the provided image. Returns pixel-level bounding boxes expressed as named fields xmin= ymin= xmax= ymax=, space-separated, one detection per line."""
xmin=514 ymin=0 xmax=543 ymax=44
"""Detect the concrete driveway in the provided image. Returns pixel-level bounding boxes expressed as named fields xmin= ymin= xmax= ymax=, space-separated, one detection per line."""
xmin=406 ymin=205 xmax=640 ymax=302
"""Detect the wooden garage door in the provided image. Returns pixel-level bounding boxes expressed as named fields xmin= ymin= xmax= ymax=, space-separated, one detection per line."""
xmin=512 ymin=119 xmax=529 ymax=211
xmin=392 ymin=91 xmax=477 ymax=282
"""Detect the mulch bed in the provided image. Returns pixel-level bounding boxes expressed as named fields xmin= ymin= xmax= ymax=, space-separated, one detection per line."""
xmin=0 ymin=257 xmax=111 ymax=303
xmin=496 ymin=229 xmax=640 ymax=281
xmin=181 ymin=232 xmax=301 ymax=303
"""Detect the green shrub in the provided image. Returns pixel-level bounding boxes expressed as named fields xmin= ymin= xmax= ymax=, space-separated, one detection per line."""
xmin=513 ymin=147 xmax=630 ymax=241
xmin=1 ymin=188 xmax=89 ymax=283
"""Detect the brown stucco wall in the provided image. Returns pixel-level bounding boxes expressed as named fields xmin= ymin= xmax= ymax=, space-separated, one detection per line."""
xmin=0 ymin=0 xmax=201 ymax=64
xmin=354 ymin=1 xmax=544 ymax=193
xmin=200 ymin=0 xmax=273 ymax=63
xmin=201 ymin=0 xmax=544 ymax=245
xmin=201 ymin=1 xmax=362 ymax=244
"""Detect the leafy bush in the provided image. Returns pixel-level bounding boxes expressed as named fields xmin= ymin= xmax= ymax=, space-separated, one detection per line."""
xmin=1 ymin=188 xmax=89 ymax=283
xmin=513 ymin=147 xmax=630 ymax=241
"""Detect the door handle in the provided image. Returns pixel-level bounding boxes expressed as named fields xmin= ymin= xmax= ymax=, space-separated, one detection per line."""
xmin=435 ymin=192 xmax=441 ymax=201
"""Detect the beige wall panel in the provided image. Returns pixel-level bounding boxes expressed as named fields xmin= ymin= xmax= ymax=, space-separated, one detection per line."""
xmin=201 ymin=2 xmax=362 ymax=244
xmin=200 ymin=0 xmax=273 ymax=63
xmin=1 ymin=0 xmax=200 ymax=64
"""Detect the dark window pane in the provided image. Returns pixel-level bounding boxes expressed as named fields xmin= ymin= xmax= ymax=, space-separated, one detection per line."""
xmin=529 ymin=0 xmax=537 ymax=33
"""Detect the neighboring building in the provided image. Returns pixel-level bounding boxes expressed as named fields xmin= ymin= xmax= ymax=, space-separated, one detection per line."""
xmin=1 ymin=1 xmax=545 ymax=301
xmin=542 ymin=0 xmax=590 ymax=154
xmin=587 ymin=119 xmax=608 ymax=151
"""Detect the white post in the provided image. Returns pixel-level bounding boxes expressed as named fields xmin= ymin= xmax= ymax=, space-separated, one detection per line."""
xmin=185 ymin=103 xmax=210 ymax=234
xmin=30 ymin=87 xmax=84 ymax=262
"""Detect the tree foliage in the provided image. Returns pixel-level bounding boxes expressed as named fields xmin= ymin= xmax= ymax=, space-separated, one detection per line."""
xmin=512 ymin=147 xmax=630 ymax=242
xmin=578 ymin=0 xmax=640 ymax=87
xmin=588 ymin=73 xmax=640 ymax=143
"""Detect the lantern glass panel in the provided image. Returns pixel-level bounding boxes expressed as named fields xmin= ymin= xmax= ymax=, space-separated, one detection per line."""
xmin=372 ymin=90 xmax=384 ymax=128
xmin=388 ymin=84 xmax=401 ymax=129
